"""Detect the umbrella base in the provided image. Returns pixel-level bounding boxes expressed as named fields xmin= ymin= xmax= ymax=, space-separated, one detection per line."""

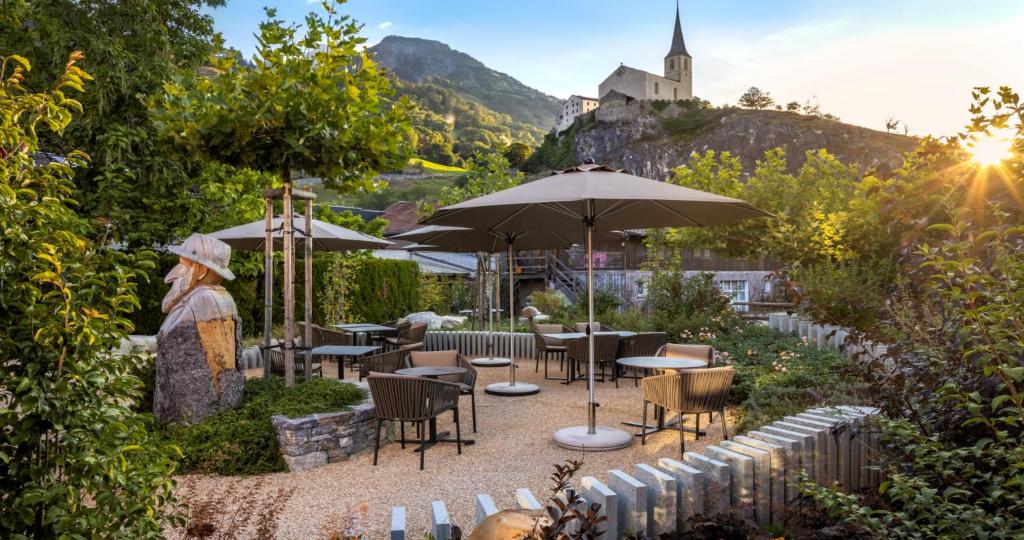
xmin=471 ymin=357 xmax=512 ymax=367
xmin=485 ymin=382 xmax=540 ymax=396
xmin=553 ymin=425 xmax=633 ymax=452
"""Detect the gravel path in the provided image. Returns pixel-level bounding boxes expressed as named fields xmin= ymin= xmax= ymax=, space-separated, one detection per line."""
xmin=171 ymin=358 xmax=734 ymax=539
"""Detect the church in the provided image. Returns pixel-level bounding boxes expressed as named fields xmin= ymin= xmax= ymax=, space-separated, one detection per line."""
xmin=555 ymin=4 xmax=693 ymax=132
xmin=599 ymin=4 xmax=693 ymax=102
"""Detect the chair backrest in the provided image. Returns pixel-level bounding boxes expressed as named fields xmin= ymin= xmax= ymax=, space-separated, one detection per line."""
xmin=359 ymin=349 xmax=404 ymax=378
xmin=393 ymin=320 xmax=413 ymax=338
xmin=300 ymin=322 xmax=353 ymax=348
xmin=566 ymin=334 xmax=620 ymax=363
xmin=621 ymin=332 xmax=669 ymax=358
xmin=533 ymin=324 xmax=568 ymax=351
xmin=658 ymin=343 xmax=713 ymax=365
xmin=641 ymin=367 xmax=734 ymax=413
xmin=266 ymin=348 xmax=308 ymax=376
xmin=409 ymin=350 xmax=465 ymax=384
xmin=534 ymin=324 xmax=565 ymax=335
xmin=367 ymin=374 xmax=431 ymax=421
xmin=405 ymin=322 xmax=428 ymax=343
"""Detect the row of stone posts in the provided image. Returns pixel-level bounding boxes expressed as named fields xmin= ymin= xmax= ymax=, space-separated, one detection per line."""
xmin=765 ymin=312 xmax=887 ymax=360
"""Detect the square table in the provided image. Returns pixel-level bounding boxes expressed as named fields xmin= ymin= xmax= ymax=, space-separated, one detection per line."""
xmin=311 ymin=345 xmax=381 ymax=380
xmin=332 ymin=323 xmax=396 ymax=345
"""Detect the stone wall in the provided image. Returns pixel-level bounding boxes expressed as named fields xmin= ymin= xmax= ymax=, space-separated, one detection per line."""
xmin=272 ymin=395 xmax=396 ymax=472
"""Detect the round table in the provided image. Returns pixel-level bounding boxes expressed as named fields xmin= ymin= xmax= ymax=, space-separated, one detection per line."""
xmin=394 ymin=366 xmax=472 ymax=448
xmin=616 ymin=356 xmax=708 ymax=437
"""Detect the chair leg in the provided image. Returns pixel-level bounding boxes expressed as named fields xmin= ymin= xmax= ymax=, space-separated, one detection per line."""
xmin=454 ymin=408 xmax=462 ymax=455
xmin=678 ymin=414 xmax=686 ymax=458
xmin=471 ymin=392 xmax=478 ymax=433
xmin=535 ymin=353 xmax=540 ymax=373
xmin=373 ymin=418 xmax=381 ymax=466
xmin=419 ymin=421 xmax=426 ymax=471
xmin=641 ymin=401 xmax=648 ymax=446
xmin=544 ymin=353 xmax=548 ymax=378
xmin=400 ymin=421 xmax=406 ymax=449
xmin=696 ymin=414 xmax=701 ymax=440
xmin=720 ymin=409 xmax=728 ymax=440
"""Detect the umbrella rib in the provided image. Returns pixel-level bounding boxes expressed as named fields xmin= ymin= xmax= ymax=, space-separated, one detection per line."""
xmin=488 ymin=203 xmax=537 ymax=232
xmin=653 ymin=200 xmax=704 ymax=227
xmin=538 ymin=202 xmax=584 ymax=220
xmin=594 ymin=200 xmax=641 ymax=221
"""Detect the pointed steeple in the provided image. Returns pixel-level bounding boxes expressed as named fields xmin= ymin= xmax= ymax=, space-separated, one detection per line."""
xmin=665 ymin=1 xmax=691 ymax=58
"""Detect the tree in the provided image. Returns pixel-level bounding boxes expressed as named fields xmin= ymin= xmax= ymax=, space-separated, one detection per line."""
xmin=785 ymin=101 xmax=801 ymax=112
xmin=884 ymin=115 xmax=901 ymax=133
xmin=503 ymin=141 xmax=533 ymax=168
xmin=738 ymin=87 xmax=775 ymax=109
xmin=0 ymin=53 xmax=180 ymax=538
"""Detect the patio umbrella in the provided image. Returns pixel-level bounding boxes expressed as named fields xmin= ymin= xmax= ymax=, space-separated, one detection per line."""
xmin=423 ymin=161 xmax=771 ymax=451
xmin=210 ymin=215 xmax=392 ymax=381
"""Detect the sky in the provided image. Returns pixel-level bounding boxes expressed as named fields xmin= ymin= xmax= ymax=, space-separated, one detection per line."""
xmin=208 ymin=0 xmax=1024 ymax=137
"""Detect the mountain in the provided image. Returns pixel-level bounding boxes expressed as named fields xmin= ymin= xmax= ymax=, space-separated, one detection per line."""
xmin=524 ymin=97 xmax=919 ymax=179
xmin=370 ymin=35 xmax=561 ymax=133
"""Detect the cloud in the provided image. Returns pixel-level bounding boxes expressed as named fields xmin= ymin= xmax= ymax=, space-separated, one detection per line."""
xmin=378 ymin=21 xmax=393 ymax=29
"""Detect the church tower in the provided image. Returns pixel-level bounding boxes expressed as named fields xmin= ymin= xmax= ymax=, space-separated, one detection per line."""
xmin=663 ymin=2 xmax=693 ymax=99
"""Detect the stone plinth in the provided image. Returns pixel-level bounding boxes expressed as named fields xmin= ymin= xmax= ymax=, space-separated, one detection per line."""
xmin=272 ymin=400 xmax=395 ymax=472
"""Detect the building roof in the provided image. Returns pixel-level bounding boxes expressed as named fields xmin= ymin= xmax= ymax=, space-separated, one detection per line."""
xmin=382 ymin=201 xmax=421 ymax=235
xmin=666 ymin=3 xmax=691 ymax=58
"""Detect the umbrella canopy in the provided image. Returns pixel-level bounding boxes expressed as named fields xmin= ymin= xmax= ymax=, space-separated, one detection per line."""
xmin=393 ymin=224 xmax=617 ymax=252
xmin=210 ymin=215 xmax=391 ymax=252
xmin=423 ymin=163 xmax=771 ymax=232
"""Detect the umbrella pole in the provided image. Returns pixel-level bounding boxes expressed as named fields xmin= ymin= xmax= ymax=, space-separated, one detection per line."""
xmin=586 ymin=218 xmax=597 ymax=434
xmin=508 ymin=242 xmax=515 ymax=385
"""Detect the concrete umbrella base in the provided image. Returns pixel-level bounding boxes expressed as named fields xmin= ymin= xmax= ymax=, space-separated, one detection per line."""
xmin=485 ymin=381 xmax=540 ymax=396
xmin=470 ymin=357 xmax=512 ymax=367
xmin=553 ymin=425 xmax=633 ymax=452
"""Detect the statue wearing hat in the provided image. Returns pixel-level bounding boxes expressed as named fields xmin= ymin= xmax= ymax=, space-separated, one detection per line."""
xmin=154 ymin=233 xmax=245 ymax=424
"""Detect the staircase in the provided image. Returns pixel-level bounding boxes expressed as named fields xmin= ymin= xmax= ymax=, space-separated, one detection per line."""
xmin=546 ymin=251 xmax=581 ymax=301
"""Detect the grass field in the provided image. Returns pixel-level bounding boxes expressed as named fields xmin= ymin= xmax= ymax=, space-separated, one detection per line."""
xmin=409 ymin=157 xmax=466 ymax=173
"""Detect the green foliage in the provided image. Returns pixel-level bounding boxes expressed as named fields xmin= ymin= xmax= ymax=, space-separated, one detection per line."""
xmin=503 ymin=141 xmax=533 ymax=168
xmin=418 ymin=152 xmax=523 ymax=216
xmin=166 ymin=377 xmax=365 ymax=475
xmin=521 ymin=125 xmax=580 ymax=173
xmin=738 ymin=86 xmax=775 ymax=109
xmin=789 ymin=260 xmax=890 ymax=333
xmin=321 ymin=258 xmax=422 ymax=324
xmin=660 ymin=106 xmax=722 ymax=138
xmin=526 ymin=289 xmax=571 ymax=320
xmin=570 ymin=288 xmax=622 ymax=320
xmin=418 ymin=274 xmax=472 ymax=314
xmin=0 ymin=54 xmax=180 ymax=538
xmin=151 ymin=1 xmax=414 ymax=191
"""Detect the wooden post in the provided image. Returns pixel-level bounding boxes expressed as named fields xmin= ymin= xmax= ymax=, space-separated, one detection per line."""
xmin=304 ymin=199 xmax=313 ymax=381
xmin=263 ymin=197 xmax=274 ymax=381
xmin=283 ymin=181 xmax=295 ymax=387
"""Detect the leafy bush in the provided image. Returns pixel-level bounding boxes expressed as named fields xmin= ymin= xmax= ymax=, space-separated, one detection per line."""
xmin=526 ymin=288 xmax=571 ymax=320
xmin=1 ymin=54 xmax=180 ymax=537
xmin=166 ymin=377 xmax=366 ymax=475
xmin=570 ymin=287 xmax=622 ymax=320
xmin=661 ymin=107 xmax=722 ymax=138
xmin=790 ymin=260 xmax=892 ymax=335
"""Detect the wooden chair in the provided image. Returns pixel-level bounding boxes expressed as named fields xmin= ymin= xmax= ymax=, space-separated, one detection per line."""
xmin=265 ymin=348 xmax=322 ymax=378
xmin=639 ymin=367 xmax=734 ymax=457
xmin=617 ymin=332 xmax=669 ymax=387
xmin=384 ymin=322 xmax=427 ymax=350
xmin=566 ymin=334 xmax=621 ymax=385
xmin=532 ymin=323 xmax=571 ymax=378
xmin=358 ymin=349 xmax=404 ymax=381
xmin=657 ymin=343 xmax=714 ymax=365
xmin=407 ymin=350 xmax=479 ymax=433
xmin=367 ymin=374 xmax=462 ymax=470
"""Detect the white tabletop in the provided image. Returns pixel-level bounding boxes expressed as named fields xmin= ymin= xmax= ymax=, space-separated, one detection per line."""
xmin=310 ymin=345 xmax=381 ymax=356
xmin=544 ymin=331 xmax=638 ymax=341
xmin=333 ymin=323 xmax=395 ymax=332
xmin=616 ymin=356 xmax=707 ymax=370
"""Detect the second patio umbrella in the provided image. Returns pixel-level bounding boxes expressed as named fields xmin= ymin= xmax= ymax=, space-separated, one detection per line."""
xmin=424 ymin=161 xmax=771 ymax=451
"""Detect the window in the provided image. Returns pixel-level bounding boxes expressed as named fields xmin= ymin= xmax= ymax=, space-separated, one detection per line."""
xmin=718 ymin=280 xmax=749 ymax=312
xmin=654 ymin=82 xmax=659 ymax=95
xmin=674 ymin=88 xmax=678 ymax=100
xmin=669 ymin=58 xmax=675 ymax=70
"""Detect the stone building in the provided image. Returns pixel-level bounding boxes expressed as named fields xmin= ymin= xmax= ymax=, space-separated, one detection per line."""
xmin=555 ymin=95 xmax=600 ymax=133
xmin=597 ymin=4 xmax=693 ymax=102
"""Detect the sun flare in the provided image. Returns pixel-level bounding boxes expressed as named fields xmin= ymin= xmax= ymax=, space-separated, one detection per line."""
xmin=968 ymin=132 xmax=1014 ymax=166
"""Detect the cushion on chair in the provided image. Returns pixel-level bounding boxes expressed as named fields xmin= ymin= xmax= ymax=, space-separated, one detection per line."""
xmin=409 ymin=350 xmax=461 ymax=383
xmin=662 ymin=343 xmax=713 ymax=364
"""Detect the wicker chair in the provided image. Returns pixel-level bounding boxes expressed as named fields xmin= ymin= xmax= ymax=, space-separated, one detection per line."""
xmin=532 ymin=323 xmax=571 ymax=378
xmin=358 ymin=349 xmax=404 ymax=381
xmin=566 ymin=334 xmax=621 ymax=384
xmin=407 ymin=350 xmax=479 ymax=432
xmin=639 ymin=367 xmax=735 ymax=457
xmin=367 ymin=373 xmax=462 ymax=470
xmin=617 ymin=332 xmax=670 ymax=387
xmin=384 ymin=321 xmax=427 ymax=350
xmin=373 ymin=320 xmax=410 ymax=346
xmin=657 ymin=343 xmax=714 ymax=365
xmin=573 ymin=321 xmax=615 ymax=333
xmin=265 ymin=348 xmax=322 ymax=378
xmin=298 ymin=322 xmax=353 ymax=348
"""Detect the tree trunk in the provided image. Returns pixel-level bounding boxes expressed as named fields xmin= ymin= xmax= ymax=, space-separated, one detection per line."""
xmin=282 ymin=167 xmax=295 ymax=387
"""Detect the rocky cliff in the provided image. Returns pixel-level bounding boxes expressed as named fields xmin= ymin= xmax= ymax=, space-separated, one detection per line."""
xmin=556 ymin=100 xmax=918 ymax=179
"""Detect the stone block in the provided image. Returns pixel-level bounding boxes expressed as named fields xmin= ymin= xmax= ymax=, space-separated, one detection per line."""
xmin=724 ymin=442 xmax=770 ymax=524
xmin=514 ymin=488 xmax=543 ymax=511
xmin=634 ymin=464 xmax=676 ymax=537
xmin=283 ymin=451 xmax=327 ymax=472
xmin=580 ymin=476 xmax=618 ymax=537
xmin=391 ymin=507 xmax=406 ymax=540
xmin=475 ymin=494 xmax=499 ymax=526
xmin=608 ymin=469 xmax=647 ymax=539
xmin=680 ymin=452 xmax=731 ymax=516
xmin=797 ymin=413 xmax=850 ymax=491
xmin=747 ymin=430 xmax=804 ymax=502
xmin=772 ymin=421 xmax=829 ymax=485
xmin=705 ymin=445 xmax=755 ymax=520
xmin=788 ymin=315 xmax=801 ymax=334
xmin=788 ymin=415 xmax=844 ymax=489
xmin=657 ymin=457 xmax=703 ymax=526
xmin=431 ymin=500 xmax=451 ymax=540
xmin=810 ymin=407 xmax=866 ymax=492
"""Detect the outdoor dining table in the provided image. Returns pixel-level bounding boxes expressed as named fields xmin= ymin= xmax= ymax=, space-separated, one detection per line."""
xmin=394 ymin=366 xmax=475 ymax=449
xmin=332 ymin=323 xmax=395 ymax=345
xmin=310 ymin=345 xmax=380 ymax=380
xmin=544 ymin=331 xmax=639 ymax=384
xmin=615 ymin=356 xmax=709 ymax=437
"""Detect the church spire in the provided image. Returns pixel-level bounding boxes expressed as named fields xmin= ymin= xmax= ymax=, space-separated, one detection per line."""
xmin=666 ymin=1 xmax=690 ymax=58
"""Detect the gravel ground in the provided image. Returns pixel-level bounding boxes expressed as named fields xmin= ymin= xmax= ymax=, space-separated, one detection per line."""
xmin=171 ymin=357 xmax=735 ymax=539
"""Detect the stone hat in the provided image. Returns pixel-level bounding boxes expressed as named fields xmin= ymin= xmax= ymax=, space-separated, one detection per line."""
xmin=168 ymin=233 xmax=236 ymax=281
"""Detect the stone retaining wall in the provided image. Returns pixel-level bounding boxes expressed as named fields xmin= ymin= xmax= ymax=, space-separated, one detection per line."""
xmin=272 ymin=395 xmax=396 ymax=472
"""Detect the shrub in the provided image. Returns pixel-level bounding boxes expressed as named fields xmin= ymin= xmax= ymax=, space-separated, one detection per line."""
xmin=166 ymin=377 xmax=366 ymax=475
xmin=526 ymin=288 xmax=571 ymax=320
xmin=790 ymin=260 xmax=891 ymax=335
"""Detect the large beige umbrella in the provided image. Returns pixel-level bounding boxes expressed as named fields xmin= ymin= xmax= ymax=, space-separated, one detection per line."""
xmin=424 ymin=162 xmax=771 ymax=451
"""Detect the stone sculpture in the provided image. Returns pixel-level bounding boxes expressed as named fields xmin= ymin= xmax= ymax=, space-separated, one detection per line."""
xmin=154 ymin=233 xmax=244 ymax=424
